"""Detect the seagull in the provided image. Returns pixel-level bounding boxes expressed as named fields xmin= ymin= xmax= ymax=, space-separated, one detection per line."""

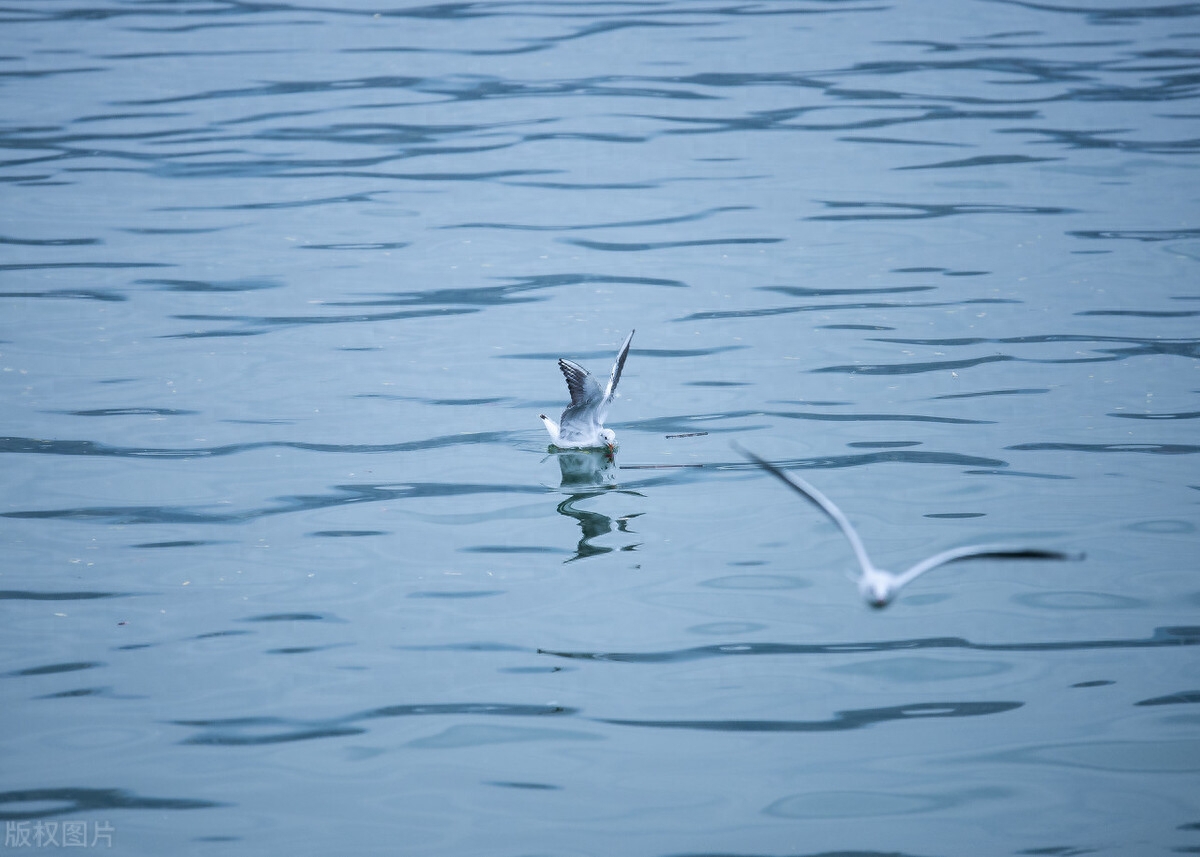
xmin=735 ymin=444 xmax=1081 ymax=608
xmin=540 ymin=330 xmax=634 ymax=451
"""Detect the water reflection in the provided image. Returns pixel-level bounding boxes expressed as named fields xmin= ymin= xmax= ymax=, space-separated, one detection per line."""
xmin=549 ymin=449 xmax=642 ymax=561
xmin=552 ymin=448 xmax=618 ymax=488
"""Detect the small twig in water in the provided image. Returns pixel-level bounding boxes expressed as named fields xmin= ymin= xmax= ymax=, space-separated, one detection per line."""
xmin=619 ymin=464 xmax=706 ymax=470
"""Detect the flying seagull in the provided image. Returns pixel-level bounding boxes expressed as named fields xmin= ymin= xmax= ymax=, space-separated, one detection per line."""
xmin=735 ymin=444 xmax=1081 ymax=608
xmin=540 ymin=330 xmax=635 ymax=450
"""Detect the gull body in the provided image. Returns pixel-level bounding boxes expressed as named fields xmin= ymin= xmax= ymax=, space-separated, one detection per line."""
xmin=540 ymin=330 xmax=634 ymax=450
xmin=736 ymin=445 xmax=1081 ymax=608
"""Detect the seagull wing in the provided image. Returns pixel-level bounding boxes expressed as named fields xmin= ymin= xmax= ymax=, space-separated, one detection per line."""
xmin=604 ymin=330 xmax=635 ymax=402
xmin=735 ymin=443 xmax=875 ymax=577
xmin=895 ymin=545 xmax=1081 ymax=589
xmin=559 ymin=359 xmax=603 ymax=409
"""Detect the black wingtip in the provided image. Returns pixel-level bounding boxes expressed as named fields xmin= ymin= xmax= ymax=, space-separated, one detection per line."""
xmin=1035 ymin=548 xmax=1086 ymax=562
xmin=731 ymin=440 xmax=774 ymax=473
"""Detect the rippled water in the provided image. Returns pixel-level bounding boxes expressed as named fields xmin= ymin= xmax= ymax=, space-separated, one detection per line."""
xmin=3 ymin=1 xmax=1199 ymax=854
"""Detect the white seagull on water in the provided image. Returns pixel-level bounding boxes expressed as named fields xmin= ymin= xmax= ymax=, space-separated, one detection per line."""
xmin=540 ymin=330 xmax=635 ymax=451
xmin=736 ymin=444 xmax=1082 ymax=608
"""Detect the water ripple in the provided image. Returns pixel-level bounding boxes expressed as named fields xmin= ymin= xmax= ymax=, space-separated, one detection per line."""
xmin=443 ymin=204 xmax=751 ymax=231
xmin=762 ymin=284 xmax=935 ymax=297
xmin=626 ymin=409 xmax=991 ymax=430
xmin=638 ymin=105 xmax=1040 ymax=136
xmin=1136 ymin=691 xmax=1200 ymax=706
xmin=500 ymin=343 xmax=734 ymax=360
xmin=639 ymin=449 xmax=1009 ymax=470
xmin=59 ymin=407 xmax=197 ymax=417
xmin=0 ymin=590 xmax=124 ymax=601
xmin=1001 ymin=125 xmax=1200 ymax=154
xmin=814 ymin=334 xmax=1200 ymax=374
xmin=896 ymin=153 xmax=1063 ymax=170
xmin=564 ymin=236 xmax=784 ymax=252
xmin=323 ymin=273 xmax=686 ymax=312
xmin=158 ymin=191 xmax=380 ymax=212
xmin=0 ymin=432 xmax=523 ymax=460
xmin=1079 ymin=309 xmax=1199 ymax=318
xmin=5 ymin=662 xmax=104 ymax=678
xmin=677 ymin=298 xmax=1011 ymax=322
xmin=538 ymin=626 xmax=1200 ymax=663
xmin=806 ymin=201 xmax=1075 ymax=221
xmin=1070 ymin=227 xmax=1200 ymax=241
xmin=136 ymin=277 xmax=281 ymax=293
xmin=995 ymin=1 xmax=1200 ymax=25
xmin=0 ymin=788 xmax=221 ymax=822
xmin=1010 ymin=442 xmax=1200 ymax=455
xmin=601 ymin=701 xmax=1023 ymax=733
xmin=174 ymin=702 xmax=576 ymax=746
xmin=933 ymin=387 xmax=1051 ymax=400
xmin=0 ymin=288 xmax=127 ymax=302
xmin=2 ymin=480 xmax=549 ymax=526
xmin=242 ymin=613 xmax=335 ymax=623
xmin=816 ymin=354 xmax=1019 ymax=375
xmin=0 ymin=261 xmax=167 ymax=271
xmin=0 ymin=235 xmax=99 ymax=246
xmin=1108 ymin=410 xmax=1200 ymax=420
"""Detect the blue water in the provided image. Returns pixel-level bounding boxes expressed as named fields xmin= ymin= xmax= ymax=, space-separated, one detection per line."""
xmin=2 ymin=1 xmax=1199 ymax=854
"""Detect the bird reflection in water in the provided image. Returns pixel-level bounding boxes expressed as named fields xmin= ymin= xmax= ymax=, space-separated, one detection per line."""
xmin=553 ymin=448 xmax=618 ymax=487
xmin=548 ymin=448 xmax=642 ymax=562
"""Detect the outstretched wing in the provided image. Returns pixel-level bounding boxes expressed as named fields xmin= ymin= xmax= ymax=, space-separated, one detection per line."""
xmin=604 ymin=330 xmax=635 ymax=402
xmin=559 ymin=359 xmax=603 ymax=408
xmin=735 ymin=443 xmax=875 ymax=577
xmin=896 ymin=545 xmax=1081 ymax=589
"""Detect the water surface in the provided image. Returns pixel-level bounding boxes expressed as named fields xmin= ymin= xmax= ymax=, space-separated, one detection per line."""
xmin=2 ymin=1 xmax=1199 ymax=854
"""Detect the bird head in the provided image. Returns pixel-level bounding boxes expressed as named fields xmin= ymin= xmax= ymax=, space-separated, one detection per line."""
xmin=857 ymin=569 xmax=897 ymax=609
xmin=599 ymin=428 xmax=617 ymax=453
